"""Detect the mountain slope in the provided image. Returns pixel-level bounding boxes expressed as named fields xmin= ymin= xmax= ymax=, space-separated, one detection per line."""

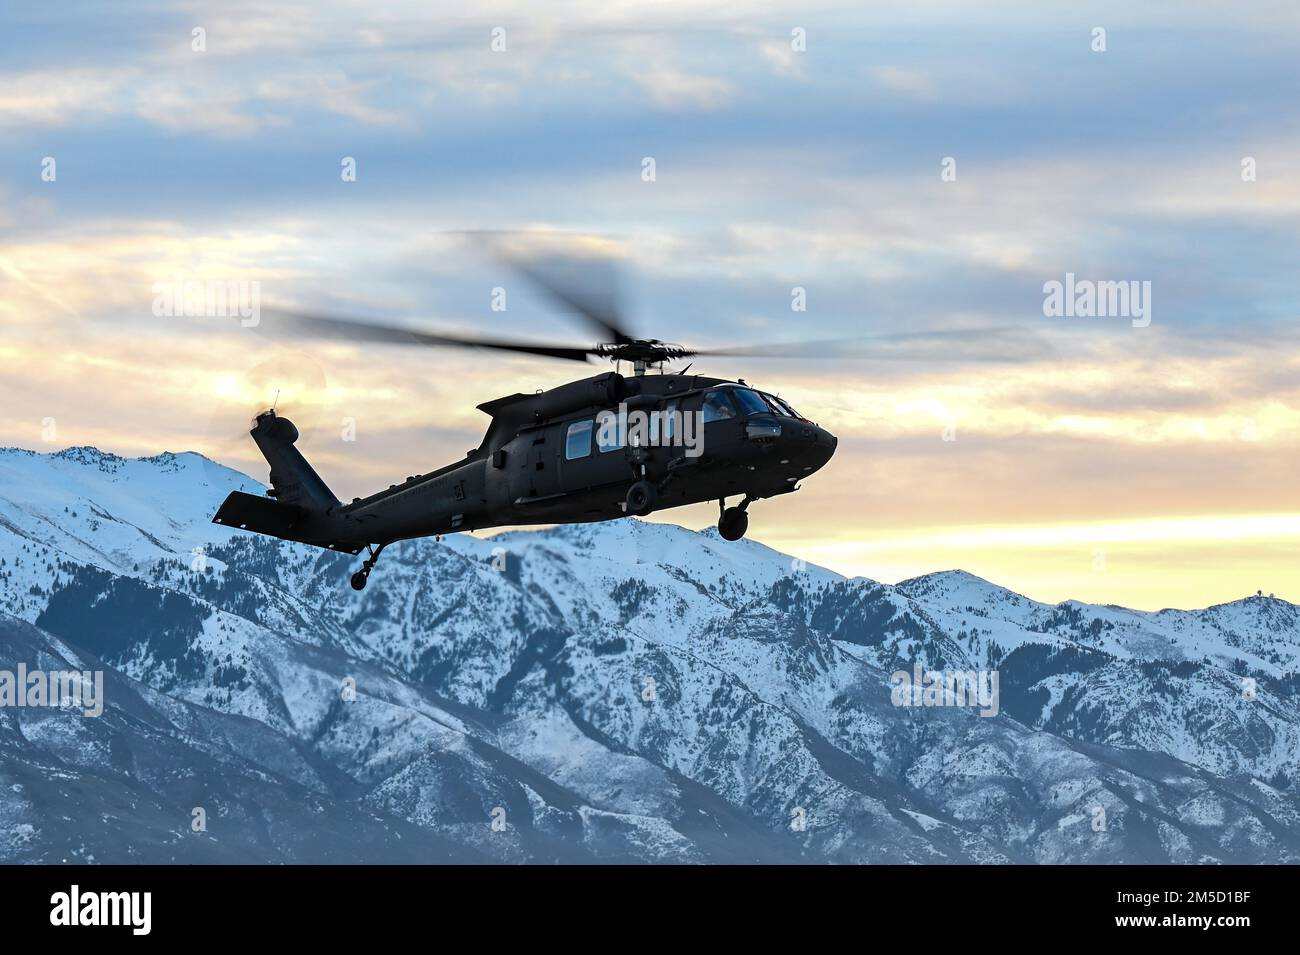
xmin=1 ymin=445 xmax=1298 ymax=862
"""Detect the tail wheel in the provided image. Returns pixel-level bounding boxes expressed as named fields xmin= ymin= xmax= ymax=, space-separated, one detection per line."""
xmin=718 ymin=506 xmax=749 ymax=541
xmin=349 ymin=543 xmax=386 ymax=591
xmin=625 ymin=480 xmax=657 ymax=516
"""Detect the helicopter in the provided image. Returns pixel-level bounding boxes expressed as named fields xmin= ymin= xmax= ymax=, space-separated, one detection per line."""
xmin=210 ymin=245 xmax=1045 ymax=591
xmin=211 ymin=328 xmax=835 ymax=590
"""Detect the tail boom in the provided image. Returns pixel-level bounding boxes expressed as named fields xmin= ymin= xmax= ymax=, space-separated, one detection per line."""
xmin=211 ymin=491 xmax=366 ymax=554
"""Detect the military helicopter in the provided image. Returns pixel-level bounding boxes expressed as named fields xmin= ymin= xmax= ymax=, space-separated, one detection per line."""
xmin=211 ymin=247 xmax=1043 ymax=590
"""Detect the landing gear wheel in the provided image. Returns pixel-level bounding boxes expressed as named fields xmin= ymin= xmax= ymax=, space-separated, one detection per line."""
xmin=349 ymin=542 xmax=387 ymax=591
xmin=625 ymin=480 xmax=657 ymax=517
xmin=718 ymin=506 xmax=749 ymax=541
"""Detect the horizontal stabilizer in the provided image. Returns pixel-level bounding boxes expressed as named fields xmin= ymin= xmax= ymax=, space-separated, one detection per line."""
xmin=212 ymin=491 xmax=366 ymax=555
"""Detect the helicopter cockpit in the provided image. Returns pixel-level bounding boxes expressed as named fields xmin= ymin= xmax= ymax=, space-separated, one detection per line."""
xmin=704 ymin=384 xmax=804 ymax=422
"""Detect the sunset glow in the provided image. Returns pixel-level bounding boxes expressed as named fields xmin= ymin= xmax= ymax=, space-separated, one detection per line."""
xmin=3 ymin=1 xmax=1298 ymax=611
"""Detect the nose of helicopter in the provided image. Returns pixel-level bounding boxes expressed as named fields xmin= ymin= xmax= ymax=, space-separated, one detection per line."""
xmin=764 ymin=417 xmax=836 ymax=483
xmin=803 ymin=423 xmax=837 ymax=474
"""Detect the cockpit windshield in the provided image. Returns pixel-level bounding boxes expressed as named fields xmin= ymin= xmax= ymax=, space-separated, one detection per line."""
xmin=757 ymin=392 xmax=791 ymax=416
xmin=740 ymin=389 xmax=800 ymax=418
xmin=769 ymin=394 xmax=801 ymax=418
xmin=730 ymin=388 xmax=772 ymax=417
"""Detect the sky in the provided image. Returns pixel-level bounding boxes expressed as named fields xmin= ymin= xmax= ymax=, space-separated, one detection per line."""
xmin=2 ymin=0 xmax=1299 ymax=610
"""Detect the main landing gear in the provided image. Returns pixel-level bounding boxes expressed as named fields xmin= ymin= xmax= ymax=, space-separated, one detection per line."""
xmin=350 ymin=543 xmax=387 ymax=591
xmin=625 ymin=480 xmax=657 ymax=517
xmin=717 ymin=497 xmax=752 ymax=541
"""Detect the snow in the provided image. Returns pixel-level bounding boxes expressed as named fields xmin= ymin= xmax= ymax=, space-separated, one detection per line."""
xmin=3 ymin=443 xmax=1300 ymax=863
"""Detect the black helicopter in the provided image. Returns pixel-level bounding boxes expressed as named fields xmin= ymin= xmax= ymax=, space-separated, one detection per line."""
xmin=210 ymin=246 xmax=1043 ymax=590
xmin=212 ymin=318 xmax=835 ymax=590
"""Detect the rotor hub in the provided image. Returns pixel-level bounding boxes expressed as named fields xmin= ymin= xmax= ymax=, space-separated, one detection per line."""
xmin=593 ymin=340 xmax=693 ymax=368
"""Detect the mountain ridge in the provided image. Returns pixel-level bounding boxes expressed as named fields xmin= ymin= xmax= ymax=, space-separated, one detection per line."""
xmin=2 ymin=443 xmax=1298 ymax=863
xmin=3 ymin=442 xmax=1288 ymax=613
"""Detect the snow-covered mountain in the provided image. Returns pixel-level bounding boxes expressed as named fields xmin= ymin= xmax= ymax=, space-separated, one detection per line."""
xmin=2 ymin=445 xmax=1298 ymax=863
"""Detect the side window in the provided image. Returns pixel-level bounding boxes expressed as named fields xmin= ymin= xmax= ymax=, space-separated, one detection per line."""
xmin=565 ymin=420 xmax=593 ymax=460
xmin=702 ymin=390 xmax=736 ymax=424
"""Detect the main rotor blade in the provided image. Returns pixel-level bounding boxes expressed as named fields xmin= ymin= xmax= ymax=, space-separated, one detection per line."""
xmin=262 ymin=309 xmax=596 ymax=363
xmin=463 ymin=232 xmax=637 ymax=345
xmin=505 ymin=256 xmax=635 ymax=345
xmin=694 ymin=326 xmax=1056 ymax=363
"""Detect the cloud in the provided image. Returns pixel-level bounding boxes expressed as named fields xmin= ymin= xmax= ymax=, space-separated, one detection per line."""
xmin=870 ymin=65 xmax=935 ymax=99
xmin=632 ymin=66 xmax=736 ymax=109
xmin=758 ymin=39 xmax=806 ymax=79
xmin=3 ymin=0 xmax=1300 ymax=611
xmin=0 ymin=67 xmax=131 ymax=127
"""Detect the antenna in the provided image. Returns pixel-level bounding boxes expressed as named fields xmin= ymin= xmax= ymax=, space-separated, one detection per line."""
xmin=271 ymin=389 xmax=281 ymax=413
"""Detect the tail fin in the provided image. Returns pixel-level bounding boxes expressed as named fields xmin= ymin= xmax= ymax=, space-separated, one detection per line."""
xmin=211 ymin=411 xmax=364 ymax=553
xmin=248 ymin=411 xmax=339 ymax=512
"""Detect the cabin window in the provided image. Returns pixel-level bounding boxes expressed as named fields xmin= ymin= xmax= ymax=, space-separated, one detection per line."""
xmin=701 ymin=390 xmax=737 ymax=424
xmin=565 ymin=419 xmax=593 ymax=459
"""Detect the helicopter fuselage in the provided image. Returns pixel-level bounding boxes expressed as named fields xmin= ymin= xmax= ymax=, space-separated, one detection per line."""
xmin=214 ymin=370 xmax=837 ymax=570
xmin=335 ymin=371 xmax=836 ymax=542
